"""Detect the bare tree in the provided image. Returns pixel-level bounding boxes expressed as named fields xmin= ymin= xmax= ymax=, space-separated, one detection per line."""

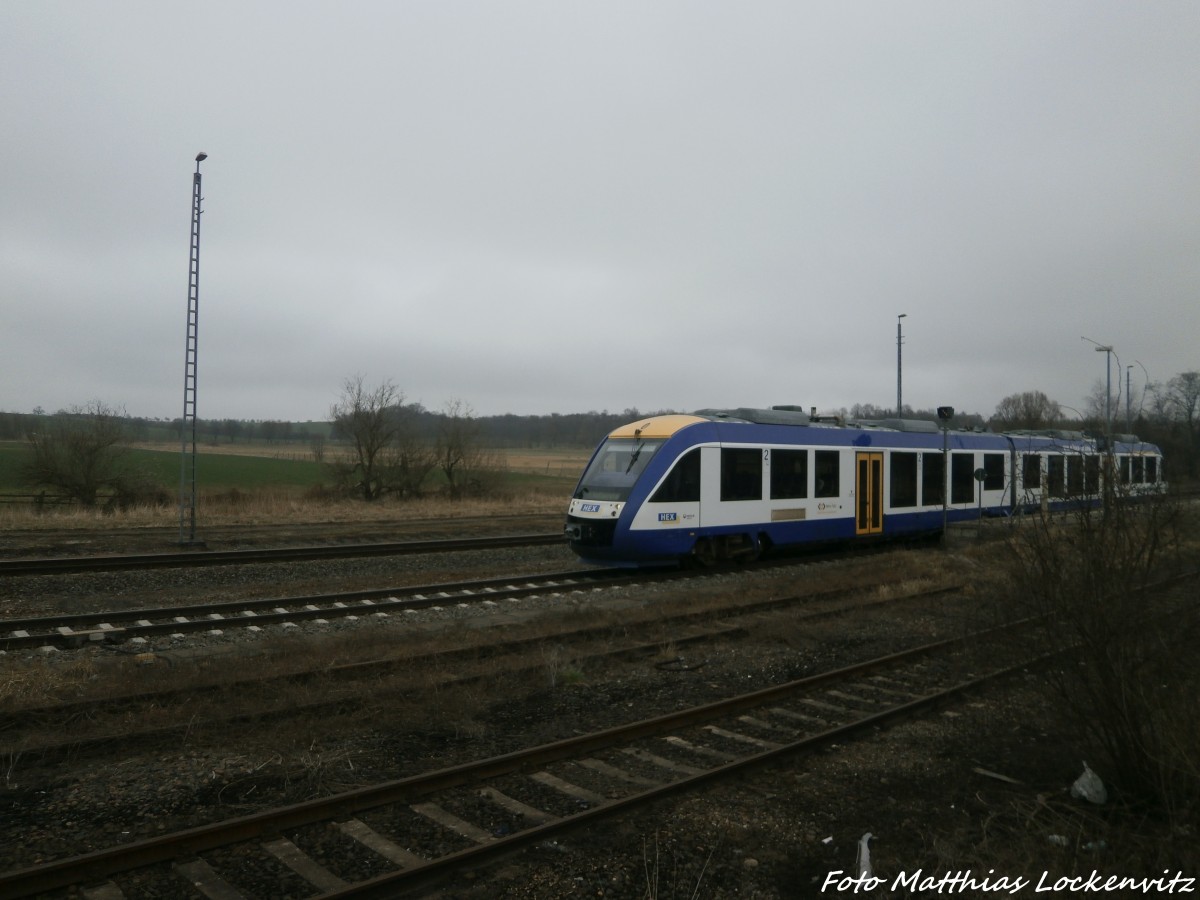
xmin=1161 ymin=371 xmax=1200 ymax=477
xmin=22 ymin=401 xmax=134 ymax=506
xmin=1166 ymin=371 xmax=1200 ymax=436
xmin=327 ymin=377 xmax=438 ymax=500
xmin=1146 ymin=380 xmax=1170 ymax=421
xmin=309 ymin=434 xmax=326 ymax=464
xmin=849 ymin=402 xmax=891 ymax=419
xmin=1084 ymin=379 xmax=1121 ymax=429
xmin=990 ymin=390 xmax=1062 ymax=431
xmin=435 ymin=399 xmax=490 ymax=497
xmin=329 ymin=376 xmax=406 ymax=500
xmin=383 ymin=404 xmax=438 ymax=498
xmin=221 ymin=419 xmax=244 ymax=443
xmin=436 ymin=400 xmax=501 ymax=501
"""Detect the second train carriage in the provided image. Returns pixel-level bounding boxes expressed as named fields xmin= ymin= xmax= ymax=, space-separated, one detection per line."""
xmin=564 ymin=407 xmax=1165 ymax=566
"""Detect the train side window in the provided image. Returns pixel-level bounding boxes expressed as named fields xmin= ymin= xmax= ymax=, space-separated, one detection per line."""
xmin=1022 ymin=454 xmax=1042 ymax=491
xmin=1084 ymin=455 xmax=1100 ymax=494
xmin=1119 ymin=455 xmax=1131 ymax=483
xmin=1067 ymin=456 xmax=1084 ymax=496
xmin=921 ymin=453 xmax=944 ymax=505
xmin=951 ymin=454 xmax=974 ymax=504
xmin=983 ymin=453 xmax=1005 ymax=491
xmin=814 ymin=450 xmax=840 ymax=498
xmin=1047 ymin=455 xmax=1065 ymax=497
xmin=1146 ymin=457 xmax=1158 ymax=482
xmin=770 ymin=449 xmax=808 ymax=499
xmin=650 ymin=449 xmax=700 ymax=503
xmin=890 ymin=452 xmax=917 ymax=508
xmin=1132 ymin=456 xmax=1144 ymax=483
xmin=721 ymin=448 xmax=762 ymax=501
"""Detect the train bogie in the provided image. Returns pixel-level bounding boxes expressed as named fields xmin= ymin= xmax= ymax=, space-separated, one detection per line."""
xmin=564 ymin=408 xmax=1166 ymax=566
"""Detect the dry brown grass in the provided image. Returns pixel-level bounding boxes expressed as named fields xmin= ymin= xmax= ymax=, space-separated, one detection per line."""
xmin=0 ymin=653 xmax=102 ymax=708
xmin=131 ymin=441 xmax=590 ymax=468
xmin=0 ymin=489 xmax=565 ymax=532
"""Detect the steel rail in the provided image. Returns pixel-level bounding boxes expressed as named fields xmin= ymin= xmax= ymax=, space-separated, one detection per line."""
xmin=0 ymin=532 xmax=563 ymax=576
xmin=0 ymin=620 xmax=1036 ymax=899
xmin=4 ymin=581 xmax=959 ymax=756
xmin=325 ymin=660 xmax=1039 ymax=900
xmin=0 ymin=567 xmax=644 ymax=650
xmin=0 ymin=551 xmax=847 ymax=650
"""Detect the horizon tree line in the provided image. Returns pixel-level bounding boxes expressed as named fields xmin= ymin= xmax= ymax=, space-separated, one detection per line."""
xmin=6 ymin=369 xmax=1199 ymax=505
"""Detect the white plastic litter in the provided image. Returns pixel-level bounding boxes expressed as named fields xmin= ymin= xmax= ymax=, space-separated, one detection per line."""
xmin=1070 ymin=761 xmax=1107 ymax=805
xmin=856 ymin=833 xmax=873 ymax=879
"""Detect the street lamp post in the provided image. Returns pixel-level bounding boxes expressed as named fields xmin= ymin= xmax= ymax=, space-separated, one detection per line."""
xmin=1125 ymin=365 xmax=1133 ymax=434
xmin=1099 ymin=345 xmax=1113 ymax=441
xmin=896 ymin=314 xmax=907 ymax=418
xmin=1080 ymin=336 xmax=1119 ymax=508
xmin=1081 ymin=336 xmax=1115 ymax=440
xmin=1098 ymin=344 xmax=1112 ymax=438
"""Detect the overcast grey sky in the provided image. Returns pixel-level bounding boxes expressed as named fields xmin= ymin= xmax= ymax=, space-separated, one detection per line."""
xmin=2 ymin=2 xmax=1197 ymax=424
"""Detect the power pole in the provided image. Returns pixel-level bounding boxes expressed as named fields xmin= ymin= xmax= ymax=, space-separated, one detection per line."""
xmin=179 ymin=152 xmax=206 ymax=545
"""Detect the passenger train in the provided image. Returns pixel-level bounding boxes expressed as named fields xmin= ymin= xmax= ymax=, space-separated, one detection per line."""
xmin=564 ymin=406 xmax=1165 ymax=566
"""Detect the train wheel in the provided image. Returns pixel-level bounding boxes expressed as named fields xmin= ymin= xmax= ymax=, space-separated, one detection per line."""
xmin=691 ymin=538 xmax=717 ymax=567
xmin=732 ymin=534 xmax=761 ymax=564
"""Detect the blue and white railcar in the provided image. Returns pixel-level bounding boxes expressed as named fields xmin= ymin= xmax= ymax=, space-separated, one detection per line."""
xmin=1005 ymin=429 xmax=1164 ymax=511
xmin=563 ymin=407 xmax=1164 ymax=567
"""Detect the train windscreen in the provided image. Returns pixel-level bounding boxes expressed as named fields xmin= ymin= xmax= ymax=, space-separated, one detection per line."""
xmin=573 ymin=438 xmax=664 ymax=501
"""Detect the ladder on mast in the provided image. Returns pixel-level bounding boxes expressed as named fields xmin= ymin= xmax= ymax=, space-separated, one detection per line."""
xmin=179 ymin=153 xmax=205 ymax=544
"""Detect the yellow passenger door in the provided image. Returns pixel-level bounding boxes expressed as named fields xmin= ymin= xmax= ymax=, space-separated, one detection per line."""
xmin=855 ymin=451 xmax=883 ymax=535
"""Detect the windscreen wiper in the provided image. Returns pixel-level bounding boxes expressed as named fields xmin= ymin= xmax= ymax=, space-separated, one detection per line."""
xmin=624 ymin=440 xmax=645 ymax=474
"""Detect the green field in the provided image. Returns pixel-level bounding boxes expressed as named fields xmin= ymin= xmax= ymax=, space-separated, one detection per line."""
xmin=0 ymin=442 xmax=326 ymax=494
xmin=0 ymin=441 xmax=580 ymax=498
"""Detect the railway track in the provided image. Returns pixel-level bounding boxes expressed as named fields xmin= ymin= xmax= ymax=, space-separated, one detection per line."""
xmin=4 ymin=578 xmax=960 ymax=761
xmin=0 ymin=566 xmax=650 ymax=651
xmin=0 ymin=619 xmax=1038 ymax=900
xmin=0 ymin=548 xmax=877 ymax=651
xmin=0 ymin=533 xmax=563 ymax=577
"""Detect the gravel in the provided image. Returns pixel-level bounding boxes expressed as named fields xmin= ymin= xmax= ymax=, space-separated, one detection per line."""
xmin=2 ymin=528 xmax=1192 ymax=898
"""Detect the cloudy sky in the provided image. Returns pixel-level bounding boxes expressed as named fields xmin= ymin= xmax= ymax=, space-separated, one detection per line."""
xmin=3 ymin=2 xmax=1198 ymax=424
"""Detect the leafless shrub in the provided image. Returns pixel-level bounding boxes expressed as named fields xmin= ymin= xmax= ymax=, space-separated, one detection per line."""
xmin=436 ymin=399 xmax=490 ymax=499
xmin=22 ymin=401 xmax=170 ymax=507
xmin=1003 ymin=488 xmax=1199 ymax=817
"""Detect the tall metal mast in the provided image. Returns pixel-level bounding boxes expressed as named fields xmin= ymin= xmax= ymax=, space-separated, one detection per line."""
xmin=179 ymin=152 xmax=206 ymax=544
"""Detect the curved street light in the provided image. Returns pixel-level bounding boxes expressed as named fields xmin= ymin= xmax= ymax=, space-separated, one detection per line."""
xmin=1081 ymin=336 xmax=1118 ymax=439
